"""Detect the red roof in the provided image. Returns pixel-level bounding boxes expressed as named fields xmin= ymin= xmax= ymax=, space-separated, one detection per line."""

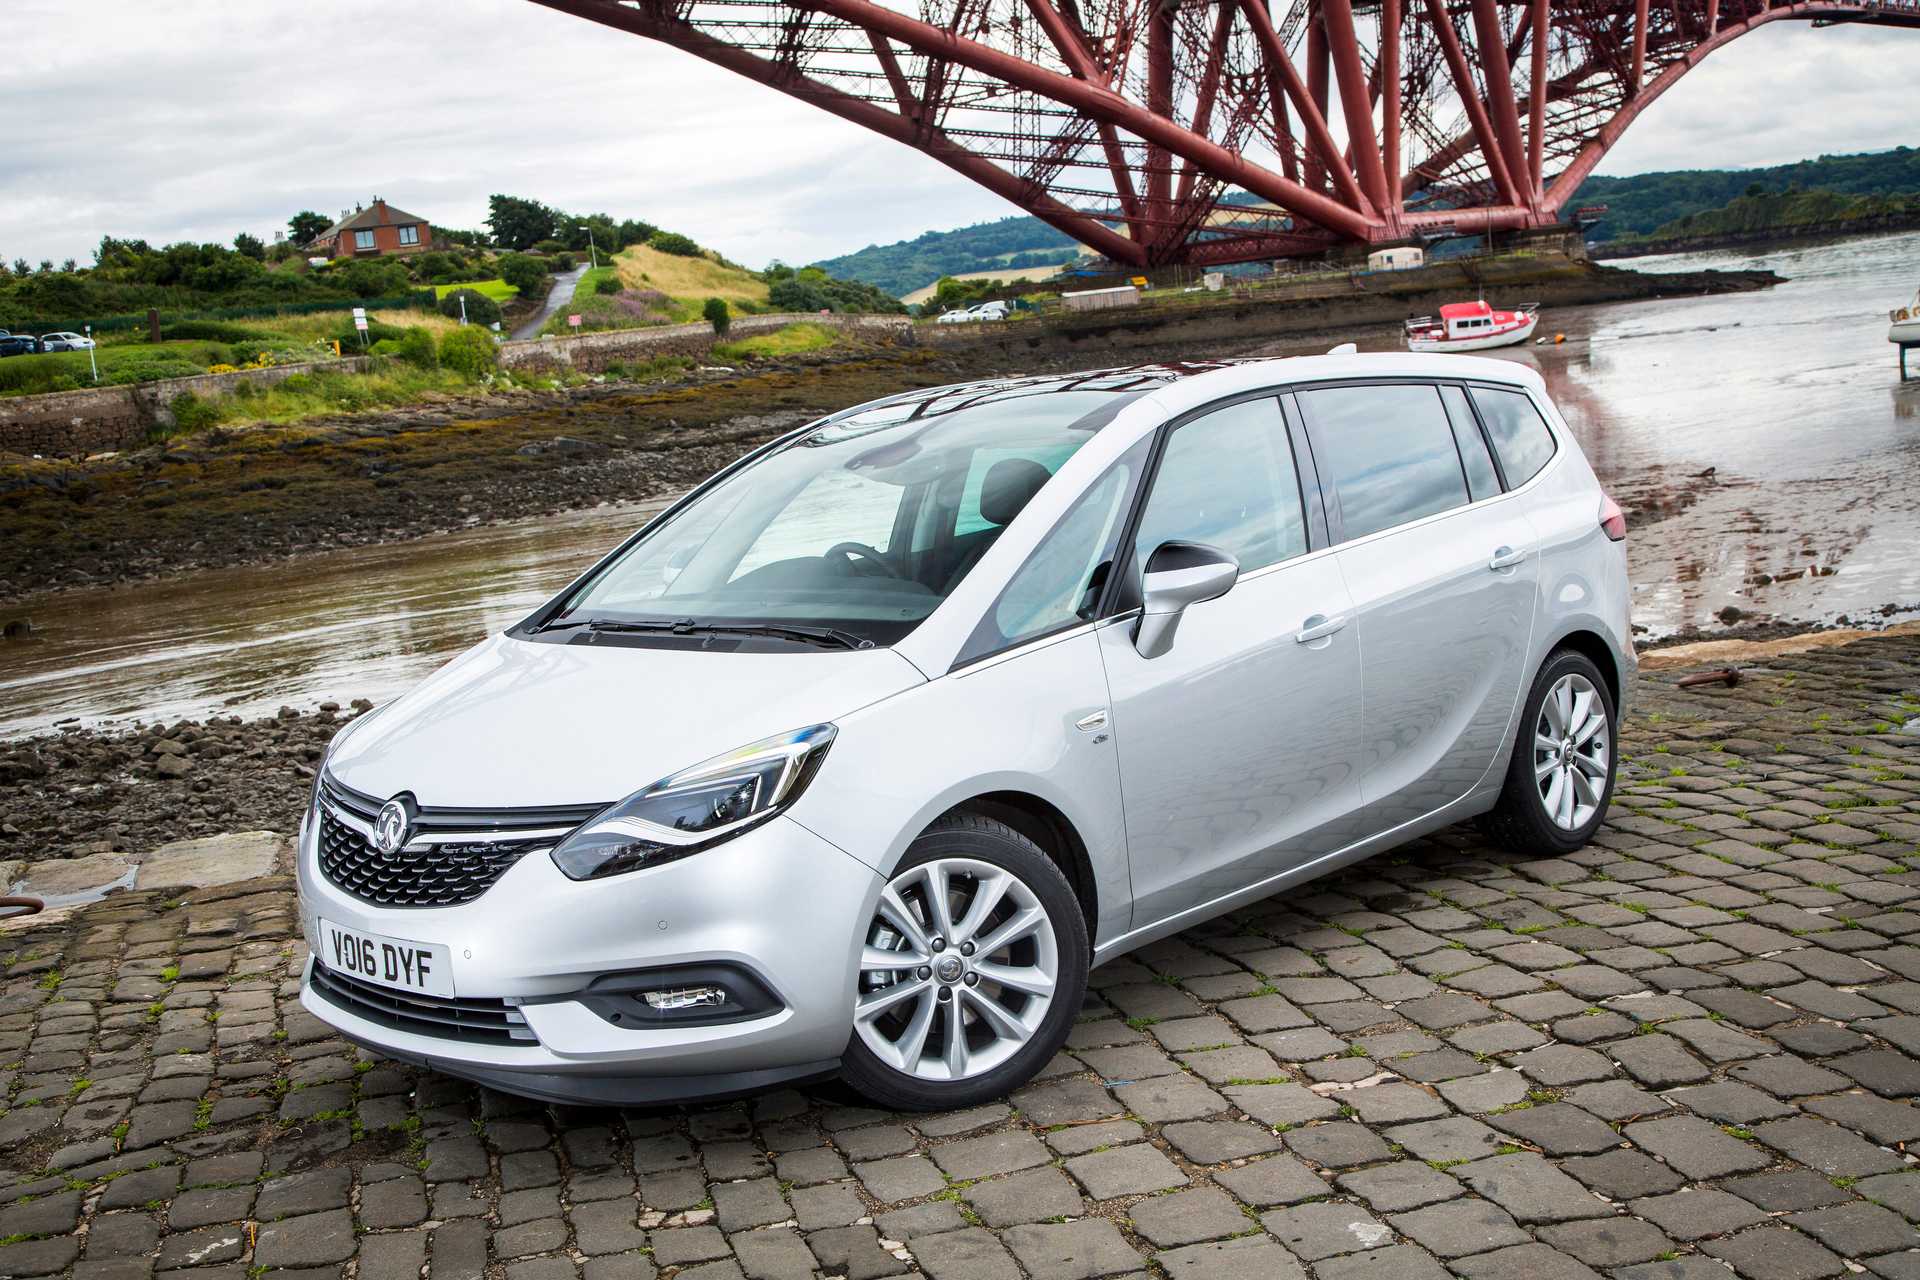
xmin=1438 ymin=300 xmax=1493 ymax=319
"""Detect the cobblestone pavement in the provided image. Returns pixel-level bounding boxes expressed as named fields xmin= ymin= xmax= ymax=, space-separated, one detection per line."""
xmin=5 ymin=635 xmax=1920 ymax=1280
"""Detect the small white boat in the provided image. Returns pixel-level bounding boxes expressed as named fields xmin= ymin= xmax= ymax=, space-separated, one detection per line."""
xmin=1405 ymin=299 xmax=1539 ymax=352
xmin=1889 ymin=289 xmax=1920 ymax=345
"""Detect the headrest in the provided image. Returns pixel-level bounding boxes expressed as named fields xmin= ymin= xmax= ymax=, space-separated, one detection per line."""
xmin=978 ymin=457 xmax=1052 ymax=527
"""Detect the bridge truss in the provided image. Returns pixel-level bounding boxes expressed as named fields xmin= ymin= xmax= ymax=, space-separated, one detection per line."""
xmin=530 ymin=0 xmax=1920 ymax=266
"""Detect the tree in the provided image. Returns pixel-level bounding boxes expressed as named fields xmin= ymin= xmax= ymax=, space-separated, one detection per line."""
xmin=487 ymin=195 xmax=557 ymax=251
xmin=498 ymin=253 xmax=549 ymax=295
xmin=233 ymin=232 xmax=266 ymax=261
xmin=10 ymin=259 xmax=26 ymax=277
xmin=703 ymin=297 xmax=731 ymax=336
xmin=288 ymin=210 xmax=330 ymax=245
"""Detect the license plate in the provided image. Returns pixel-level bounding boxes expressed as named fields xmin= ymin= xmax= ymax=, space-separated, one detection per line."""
xmin=319 ymin=919 xmax=454 ymax=997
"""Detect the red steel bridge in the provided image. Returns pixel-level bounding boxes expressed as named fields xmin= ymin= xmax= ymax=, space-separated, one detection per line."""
xmin=530 ymin=0 xmax=1920 ymax=267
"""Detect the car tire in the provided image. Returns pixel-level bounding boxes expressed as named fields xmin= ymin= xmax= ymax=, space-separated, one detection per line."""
xmin=841 ymin=813 xmax=1089 ymax=1112
xmin=1482 ymin=648 xmax=1618 ymax=855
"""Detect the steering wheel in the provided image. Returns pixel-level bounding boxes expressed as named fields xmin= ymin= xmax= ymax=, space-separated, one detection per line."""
xmin=826 ymin=541 xmax=904 ymax=579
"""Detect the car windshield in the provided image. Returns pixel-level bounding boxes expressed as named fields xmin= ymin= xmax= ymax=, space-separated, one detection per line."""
xmin=546 ymin=375 xmax=1156 ymax=647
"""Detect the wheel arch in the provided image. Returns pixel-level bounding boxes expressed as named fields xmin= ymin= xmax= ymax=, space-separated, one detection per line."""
xmin=931 ymin=791 xmax=1099 ymax=942
xmin=1546 ymin=625 xmax=1623 ymax=711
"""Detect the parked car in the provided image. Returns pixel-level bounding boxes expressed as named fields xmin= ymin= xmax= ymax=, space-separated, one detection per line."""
xmin=934 ymin=305 xmax=977 ymax=324
xmin=0 ymin=333 xmax=41 ymax=357
xmin=38 ymin=331 xmax=94 ymax=351
xmin=972 ymin=300 xmax=1011 ymax=321
xmin=297 ymin=353 xmax=1632 ymax=1110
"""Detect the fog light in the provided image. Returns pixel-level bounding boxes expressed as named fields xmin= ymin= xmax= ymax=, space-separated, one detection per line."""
xmin=642 ymin=985 xmax=729 ymax=1011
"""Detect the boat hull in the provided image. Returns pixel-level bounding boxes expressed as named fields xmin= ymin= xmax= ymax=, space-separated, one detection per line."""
xmin=1407 ymin=314 xmax=1539 ymax=353
xmin=1890 ymin=317 xmax=1920 ymax=345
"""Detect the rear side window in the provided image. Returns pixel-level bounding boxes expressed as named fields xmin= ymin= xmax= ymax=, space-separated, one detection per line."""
xmin=1469 ymin=386 xmax=1557 ymax=486
xmin=1300 ymin=384 xmax=1470 ymax=541
xmin=1439 ymin=385 xmax=1501 ymax=502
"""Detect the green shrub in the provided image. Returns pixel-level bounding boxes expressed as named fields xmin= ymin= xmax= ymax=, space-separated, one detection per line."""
xmin=593 ymin=273 xmax=624 ymax=296
xmin=531 ymin=239 xmax=569 ymax=256
xmin=650 ymin=231 xmax=701 ymax=257
xmin=438 ymin=326 xmax=498 ymax=379
xmin=333 ymin=318 xmax=405 ymax=348
xmin=279 ymin=372 xmax=315 ymax=393
xmin=394 ymin=326 xmax=438 ymax=370
xmin=552 ymin=252 xmax=577 ymax=272
xmin=437 ymin=288 xmax=502 ymax=326
xmin=499 ymin=254 xmax=548 ymax=294
xmin=167 ymin=391 xmax=221 ymax=433
xmin=703 ymin=297 xmax=731 ymax=336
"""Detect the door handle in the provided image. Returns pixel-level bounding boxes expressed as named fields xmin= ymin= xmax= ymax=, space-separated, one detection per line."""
xmin=1295 ymin=613 xmax=1349 ymax=644
xmin=1489 ymin=545 xmax=1528 ymax=571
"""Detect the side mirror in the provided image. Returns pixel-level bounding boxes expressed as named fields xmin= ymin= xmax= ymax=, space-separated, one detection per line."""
xmin=1133 ymin=540 xmax=1238 ymax=659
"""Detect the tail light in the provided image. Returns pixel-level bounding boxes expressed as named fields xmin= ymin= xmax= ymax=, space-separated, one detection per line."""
xmin=1599 ymin=492 xmax=1627 ymax=542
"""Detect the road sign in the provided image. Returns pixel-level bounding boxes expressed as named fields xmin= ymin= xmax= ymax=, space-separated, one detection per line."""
xmin=568 ymin=314 xmax=582 ymax=328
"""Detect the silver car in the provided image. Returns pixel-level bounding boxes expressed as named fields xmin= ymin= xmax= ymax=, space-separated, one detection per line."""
xmin=297 ymin=354 xmax=1633 ymax=1110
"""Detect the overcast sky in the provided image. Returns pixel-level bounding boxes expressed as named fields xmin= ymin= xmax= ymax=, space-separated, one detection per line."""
xmin=4 ymin=1 xmax=1914 ymax=271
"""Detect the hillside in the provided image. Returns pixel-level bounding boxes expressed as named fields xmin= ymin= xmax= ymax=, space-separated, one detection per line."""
xmin=1601 ymin=187 xmax=1920 ymax=251
xmin=812 ymin=215 xmax=1080 ymax=297
xmin=812 ymin=145 xmax=1920 ymax=294
xmin=1569 ymin=146 xmax=1920 ymax=240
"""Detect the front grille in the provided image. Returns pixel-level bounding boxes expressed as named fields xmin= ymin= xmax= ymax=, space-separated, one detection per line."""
xmin=309 ymin=962 xmax=536 ymax=1045
xmin=318 ymin=809 xmax=544 ymax=907
xmin=315 ymin=776 xmax=605 ymax=908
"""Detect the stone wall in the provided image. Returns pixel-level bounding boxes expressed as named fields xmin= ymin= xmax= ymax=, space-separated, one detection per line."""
xmin=497 ymin=312 xmax=912 ymax=374
xmin=0 ymin=358 xmax=373 ymax=459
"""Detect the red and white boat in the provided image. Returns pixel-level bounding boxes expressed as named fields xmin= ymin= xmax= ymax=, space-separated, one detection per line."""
xmin=1404 ymin=299 xmax=1539 ymax=352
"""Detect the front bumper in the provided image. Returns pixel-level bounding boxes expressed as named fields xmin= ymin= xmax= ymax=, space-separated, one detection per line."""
xmin=295 ymin=809 xmax=882 ymax=1104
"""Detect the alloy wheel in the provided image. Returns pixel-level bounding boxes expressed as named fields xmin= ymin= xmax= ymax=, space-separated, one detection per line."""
xmin=854 ymin=857 xmax=1060 ymax=1082
xmin=1533 ymin=672 xmax=1610 ymax=830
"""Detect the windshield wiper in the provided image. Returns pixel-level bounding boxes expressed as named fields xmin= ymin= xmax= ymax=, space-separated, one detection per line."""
xmin=538 ymin=616 xmax=872 ymax=650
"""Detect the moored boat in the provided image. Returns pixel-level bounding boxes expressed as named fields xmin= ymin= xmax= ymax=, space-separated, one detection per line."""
xmin=1889 ymin=289 xmax=1920 ymax=345
xmin=1405 ymin=299 xmax=1539 ymax=352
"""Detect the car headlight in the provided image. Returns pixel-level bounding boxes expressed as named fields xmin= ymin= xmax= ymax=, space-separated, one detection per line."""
xmin=550 ymin=724 xmax=837 ymax=881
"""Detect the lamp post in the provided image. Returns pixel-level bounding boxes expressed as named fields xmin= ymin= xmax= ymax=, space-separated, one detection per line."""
xmin=84 ymin=325 xmax=98 ymax=383
xmin=576 ymin=225 xmax=599 ymax=271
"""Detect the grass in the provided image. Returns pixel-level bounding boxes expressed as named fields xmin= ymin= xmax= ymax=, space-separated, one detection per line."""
xmin=713 ymin=322 xmax=840 ymax=361
xmin=432 ymin=278 xmax=520 ymax=303
xmin=160 ymin=364 xmax=482 ymax=435
xmin=0 ymin=306 xmax=464 ymax=397
xmin=615 ymin=243 xmax=770 ymax=315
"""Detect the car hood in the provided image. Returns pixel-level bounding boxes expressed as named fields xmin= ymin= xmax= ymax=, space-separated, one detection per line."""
xmin=325 ymin=632 xmax=927 ymax=809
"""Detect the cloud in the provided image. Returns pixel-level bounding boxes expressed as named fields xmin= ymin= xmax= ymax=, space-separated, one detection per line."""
xmin=1 ymin=0 xmax=1914 ymax=271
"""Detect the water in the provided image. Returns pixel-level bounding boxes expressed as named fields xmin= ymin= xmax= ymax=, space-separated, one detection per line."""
xmin=4 ymin=234 xmax=1918 ymax=740
xmin=0 ymin=500 xmax=666 ymax=740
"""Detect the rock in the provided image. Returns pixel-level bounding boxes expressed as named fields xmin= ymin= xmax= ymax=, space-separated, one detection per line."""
xmin=150 ymin=738 xmax=188 ymax=757
xmin=137 ymin=831 xmax=285 ymax=890
xmin=2 ymin=618 xmax=33 ymax=639
xmin=155 ymin=754 xmax=191 ymax=778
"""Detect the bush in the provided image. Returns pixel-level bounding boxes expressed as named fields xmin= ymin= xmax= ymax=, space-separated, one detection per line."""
xmin=593 ymin=273 xmax=625 ymax=296
xmin=703 ymin=297 xmax=731 ymax=336
xmin=167 ymin=391 xmax=221 ymax=433
xmin=650 ymin=231 xmax=701 ymax=257
xmin=531 ymin=239 xmax=569 ymax=256
xmin=437 ymin=288 xmax=502 ymax=326
xmin=438 ymin=326 xmax=498 ymax=379
xmin=394 ymin=326 xmax=438 ymax=370
xmin=498 ymin=254 xmax=548 ymax=295
xmin=333 ymin=318 xmax=406 ymax=347
xmin=553 ymin=252 xmax=576 ymax=272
